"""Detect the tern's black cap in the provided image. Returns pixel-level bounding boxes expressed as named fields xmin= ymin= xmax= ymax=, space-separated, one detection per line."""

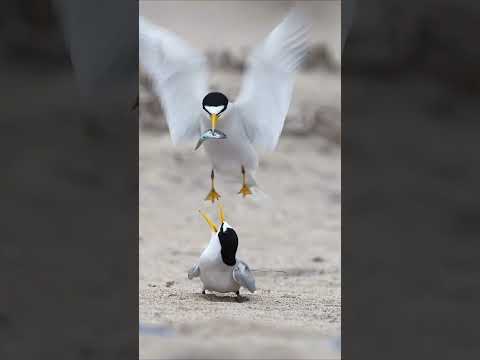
xmin=218 ymin=224 xmax=238 ymax=266
xmin=202 ymin=92 xmax=228 ymax=107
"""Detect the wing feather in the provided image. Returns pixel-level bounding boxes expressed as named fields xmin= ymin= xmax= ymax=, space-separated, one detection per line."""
xmin=235 ymin=9 xmax=310 ymax=151
xmin=188 ymin=264 xmax=200 ymax=279
xmin=139 ymin=16 xmax=208 ymax=144
xmin=233 ymin=261 xmax=256 ymax=293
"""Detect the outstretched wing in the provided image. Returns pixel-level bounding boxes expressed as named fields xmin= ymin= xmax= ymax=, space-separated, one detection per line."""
xmin=233 ymin=261 xmax=256 ymax=293
xmin=234 ymin=9 xmax=310 ymax=151
xmin=187 ymin=264 xmax=200 ymax=279
xmin=139 ymin=16 xmax=208 ymax=144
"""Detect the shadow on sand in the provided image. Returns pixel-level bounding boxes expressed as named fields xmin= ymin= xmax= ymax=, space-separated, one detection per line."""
xmin=195 ymin=293 xmax=250 ymax=303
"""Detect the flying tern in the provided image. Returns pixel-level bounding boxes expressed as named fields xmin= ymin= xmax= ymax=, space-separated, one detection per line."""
xmin=139 ymin=9 xmax=310 ymax=202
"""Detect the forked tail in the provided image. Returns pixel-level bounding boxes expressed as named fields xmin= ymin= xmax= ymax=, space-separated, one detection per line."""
xmin=244 ymin=173 xmax=272 ymax=204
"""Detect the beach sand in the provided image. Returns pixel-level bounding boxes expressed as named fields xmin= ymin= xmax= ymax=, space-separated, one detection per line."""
xmin=139 ymin=131 xmax=341 ymax=359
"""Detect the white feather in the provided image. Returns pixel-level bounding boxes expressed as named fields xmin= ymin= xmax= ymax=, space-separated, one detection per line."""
xmin=205 ymin=106 xmax=225 ymax=115
xmin=139 ymin=16 xmax=209 ymax=144
xmin=235 ymin=8 xmax=310 ymax=151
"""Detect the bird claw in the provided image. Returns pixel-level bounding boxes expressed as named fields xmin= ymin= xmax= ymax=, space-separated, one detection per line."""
xmin=238 ymin=185 xmax=252 ymax=198
xmin=205 ymin=189 xmax=221 ymax=203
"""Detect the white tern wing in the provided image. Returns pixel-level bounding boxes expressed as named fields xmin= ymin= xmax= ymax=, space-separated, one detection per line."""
xmin=235 ymin=9 xmax=310 ymax=151
xmin=139 ymin=16 xmax=208 ymax=144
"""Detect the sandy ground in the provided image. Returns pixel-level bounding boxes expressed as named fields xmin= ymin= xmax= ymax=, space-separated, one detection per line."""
xmin=139 ymin=131 xmax=341 ymax=359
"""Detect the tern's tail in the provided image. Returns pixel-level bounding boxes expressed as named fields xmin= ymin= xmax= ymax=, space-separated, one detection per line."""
xmin=218 ymin=169 xmax=272 ymax=204
xmin=245 ymin=174 xmax=271 ymax=204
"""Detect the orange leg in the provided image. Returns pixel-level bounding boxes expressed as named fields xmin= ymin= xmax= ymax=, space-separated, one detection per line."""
xmin=238 ymin=165 xmax=252 ymax=198
xmin=205 ymin=169 xmax=221 ymax=203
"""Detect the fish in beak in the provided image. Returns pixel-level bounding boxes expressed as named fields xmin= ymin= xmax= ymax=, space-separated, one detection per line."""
xmin=194 ymin=125 xmax=227 ymax=151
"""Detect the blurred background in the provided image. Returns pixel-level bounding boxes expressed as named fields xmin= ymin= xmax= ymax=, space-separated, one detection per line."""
xmin=0 ymin=1 xmax=138 ymax=358
xmin=139 ymin=1 xmax=341 ymax=359
xmin=342 ymin=0 xmax=480 ymax=358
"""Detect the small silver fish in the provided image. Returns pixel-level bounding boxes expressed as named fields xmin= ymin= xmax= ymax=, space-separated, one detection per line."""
xmin=194 ymin=129 xmax=227 ymax=150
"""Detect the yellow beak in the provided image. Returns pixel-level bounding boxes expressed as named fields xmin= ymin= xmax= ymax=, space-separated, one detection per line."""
xmin=218 ymin=203 xmax=225 ymax=223
xmin=210 ymin=114 xmax=218 ymax=130
xmin=199 ymin=210 xmax=218 ymax=233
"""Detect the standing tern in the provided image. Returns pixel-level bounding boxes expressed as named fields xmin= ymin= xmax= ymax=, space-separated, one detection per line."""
xmin=139 ymin=9 xmax=310 ymax=202
xmin=188 ymin=205 xmax=256 ymax=297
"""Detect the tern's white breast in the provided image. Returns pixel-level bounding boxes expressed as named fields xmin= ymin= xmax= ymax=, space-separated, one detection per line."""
xmin=201 ymin=104 xmax=259 ymax=175
xmin=198 ymin=234 xmax=240 ymax=293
